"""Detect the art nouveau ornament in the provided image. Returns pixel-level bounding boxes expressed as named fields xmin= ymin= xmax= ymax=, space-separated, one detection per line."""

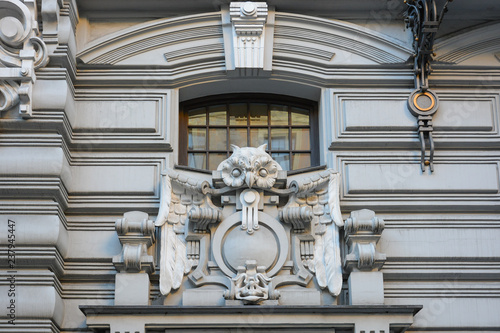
xmin=0 ymin=0 xmax=49 ymax=117
xmin=155 ymin=146 xmax=344 ymax=304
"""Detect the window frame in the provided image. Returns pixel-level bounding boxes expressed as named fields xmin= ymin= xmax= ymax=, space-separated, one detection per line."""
xmin=179 ymin=93 xmax=319 ymax=170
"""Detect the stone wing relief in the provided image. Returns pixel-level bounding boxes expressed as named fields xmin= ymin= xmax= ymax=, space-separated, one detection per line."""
xmin=154 ymin=145 xmax=344 ymax=305
xmin=283 ymin=170 xmax=344 ymax=296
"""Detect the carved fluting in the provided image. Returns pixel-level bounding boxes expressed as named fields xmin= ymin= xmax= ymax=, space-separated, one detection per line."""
xmin=113 ymin=211 xmax=155 ymax=273
xmin=300 ymin=237 xmax=315 ymax=270
xmin=188 ymin=206 xmax=221 ymax=232
xmin=279 ymin=206 xmax=313 ymax=232
xmin=344 ymin=209 xmax=386 ymax=272
xmin=229 ymin=2 xmax=268 ymax=69
xmin=0 ymin=0 xmax=49 ymax=117
xmin=186 ymin=240 xmax=200 ymax=267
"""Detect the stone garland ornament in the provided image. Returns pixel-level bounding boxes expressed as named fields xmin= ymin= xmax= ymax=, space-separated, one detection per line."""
xmin=154 ymin=146 xmax=344 ymax=304
xmin=0 ymin=0 xmax=49 ymax=118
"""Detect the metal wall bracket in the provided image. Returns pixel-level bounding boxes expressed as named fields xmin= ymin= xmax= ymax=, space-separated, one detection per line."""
xmin=404 ymin=0 xmax=452 ymax=172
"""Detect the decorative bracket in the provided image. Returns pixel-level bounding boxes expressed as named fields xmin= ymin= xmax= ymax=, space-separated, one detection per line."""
xmin=112 ymin=211 xmax=155 ymax=273
xmin=344 ymin=209 xmax=386 ymax=272
xmin=0 ymin=0 xmax=49 ymax=118
xmin=404 ymin=0 xmax=452 ymax=172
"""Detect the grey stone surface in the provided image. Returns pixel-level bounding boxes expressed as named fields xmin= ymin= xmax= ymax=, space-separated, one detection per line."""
xmin=1 ymin=0 xmax=499 ymax=331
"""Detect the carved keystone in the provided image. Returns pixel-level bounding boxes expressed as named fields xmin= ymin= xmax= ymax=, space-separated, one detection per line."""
xmin=229 ymin=2 xmax=269 ymax=70
xmin=343 ymin=209 xmax=386 ymax=272
xmin=113 ymin=211 xmax=155 ymax=273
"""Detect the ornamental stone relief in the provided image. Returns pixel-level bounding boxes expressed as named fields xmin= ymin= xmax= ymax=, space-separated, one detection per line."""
xmin=154 ymin=145 xmax=346 ymax=305
xmin=0 ymin=0 xmax=49 ymax=117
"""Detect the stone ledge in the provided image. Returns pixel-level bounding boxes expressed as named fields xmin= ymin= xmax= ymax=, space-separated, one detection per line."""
xmin=80 ymin=304 xmax=422 ymax=315
xmin=80 ymin=305 xmax=422 ymax=333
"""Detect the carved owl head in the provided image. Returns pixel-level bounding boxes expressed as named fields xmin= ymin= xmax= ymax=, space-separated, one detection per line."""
xmin=217 ymin=144 xmax=282 ymax=188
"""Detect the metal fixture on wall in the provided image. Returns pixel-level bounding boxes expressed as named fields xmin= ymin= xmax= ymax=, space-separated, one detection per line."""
xmin=404 ymin=0 xmax=452 ymax=172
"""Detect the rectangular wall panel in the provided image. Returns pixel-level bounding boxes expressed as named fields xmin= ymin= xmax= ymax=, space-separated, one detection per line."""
xmin=65 ymin=165 xmax=156 ymax=194
xmin=75 ymin=100 xmax=158 ymax=131
xmin=329 ymin=89 xmax=500 ymax=149
xmin=345 ymin=163 xmax=499 ymax=194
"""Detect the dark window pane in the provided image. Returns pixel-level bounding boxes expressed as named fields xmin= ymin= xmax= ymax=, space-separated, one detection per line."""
xmin=209 ymin=128 xmax=227 ymax=150
xmin=208 ymin=153 xmax=227 ymax=170
xmin=272 ymin=153 xmax=290 ymax=171
xmin=230 ymin=128 xmax=247 ymax=147
xmin=270 ymin=128 xmax=289 ymax=150
xmin=188 ymin=107 xmax=206 ymax=125
xmin=188 ymin=153 xmax=206 ymax=169
xmin=249 ymin=103 xmax=268 ymax=125
xmin=270 ymin=105 xmax=288 ymax=125
xmin=229 ymin=103 xmax=247 ymax=126
xmin=291 ymin=128 xmax=310 ymax=150
xmin=188 ymin=128 xmax=206 ymax=150
xmin=291 ymin=107 xmax=309 ymax=125
xmin=292 ymin=153 xmax=310 ymax=170
xmin=250 ymin=128 xmax=268 ymax=147
xmin=209 ymin=105 xmax=226 ymax=125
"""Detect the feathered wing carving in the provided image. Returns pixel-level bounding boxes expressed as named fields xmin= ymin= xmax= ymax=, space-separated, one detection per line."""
xmin=154 ymin=172 xmax=171 ymax=228
xmin=306 ymin=171 xmax=343 ymax=296
xmin=160 ymin=222 xmax=187 ymax=295
xmin=155 ymin=169 xmax=216 ymax=295
xmin=154 ymin=172 xmax=188 ymax=295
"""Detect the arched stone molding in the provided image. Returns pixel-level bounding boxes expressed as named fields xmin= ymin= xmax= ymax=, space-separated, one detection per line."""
xmin=435 ymin=22 xmax=500 ymax=65
xmin=273 ymin=13 xmax=412 ymax=66
xmin=76 ymin=8 xmax=413 ymax=82
xmin=77 ymin=12 xmax=225 ymax=66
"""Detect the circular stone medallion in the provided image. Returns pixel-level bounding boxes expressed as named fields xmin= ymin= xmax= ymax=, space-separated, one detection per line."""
xmin=222 ymin=224 xmax=278 ymax=271
xmin=212 ymin=211 xmax=288 ymax=277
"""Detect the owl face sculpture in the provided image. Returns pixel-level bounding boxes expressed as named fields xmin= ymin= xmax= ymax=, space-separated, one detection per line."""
xmin=217 ymin=144 xmax=281 ymax=189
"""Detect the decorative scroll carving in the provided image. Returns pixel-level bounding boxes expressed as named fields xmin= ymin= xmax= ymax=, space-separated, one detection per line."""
xmin=279 ymin=206 xmax=313 ymax=232
xmin=0 ymin=0 xmax=49 ymax=117
xmin=344 ymin=209 xmax=386 ymax=272
xmin=154 ymin=146 xmax=345 ymax=305
xmin=188 ymin=206 xmax=221 ymax=232
xmin=229 ymin=1 xmax=268 ymax=70
xmin=112 ymin=211 xmax=155 ymax=273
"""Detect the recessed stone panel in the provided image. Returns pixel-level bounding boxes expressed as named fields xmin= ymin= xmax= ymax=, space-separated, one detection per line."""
xmin=345 ymin=162 xmax=499 ymax=194
xmin=75 ymin=100 xmax=158 ymax=131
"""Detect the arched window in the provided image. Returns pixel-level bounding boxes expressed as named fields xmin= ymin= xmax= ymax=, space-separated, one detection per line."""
xmin=179 ymin=94 xmax=319 ymax=171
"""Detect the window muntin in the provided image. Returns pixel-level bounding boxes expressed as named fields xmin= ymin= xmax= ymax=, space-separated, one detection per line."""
xmin=181 ymin=95 xmax=318 ymax=171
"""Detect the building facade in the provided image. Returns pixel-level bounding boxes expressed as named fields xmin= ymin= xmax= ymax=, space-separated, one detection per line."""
xmin=1 ymin=0 xmax=500 ymax=332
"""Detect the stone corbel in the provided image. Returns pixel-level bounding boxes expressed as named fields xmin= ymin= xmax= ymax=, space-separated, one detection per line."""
xmin=224 ymin=1 xmax=273 ymax=75
xmin=343 ymin=209 xmax=386 ymax=305
xmin=344 ymin=209 xmax=385 ymax=272
xmin=112 ymin=211 xmax=155 ymax=274
xmin=0 ymin=0 xmax=49 ymax=118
